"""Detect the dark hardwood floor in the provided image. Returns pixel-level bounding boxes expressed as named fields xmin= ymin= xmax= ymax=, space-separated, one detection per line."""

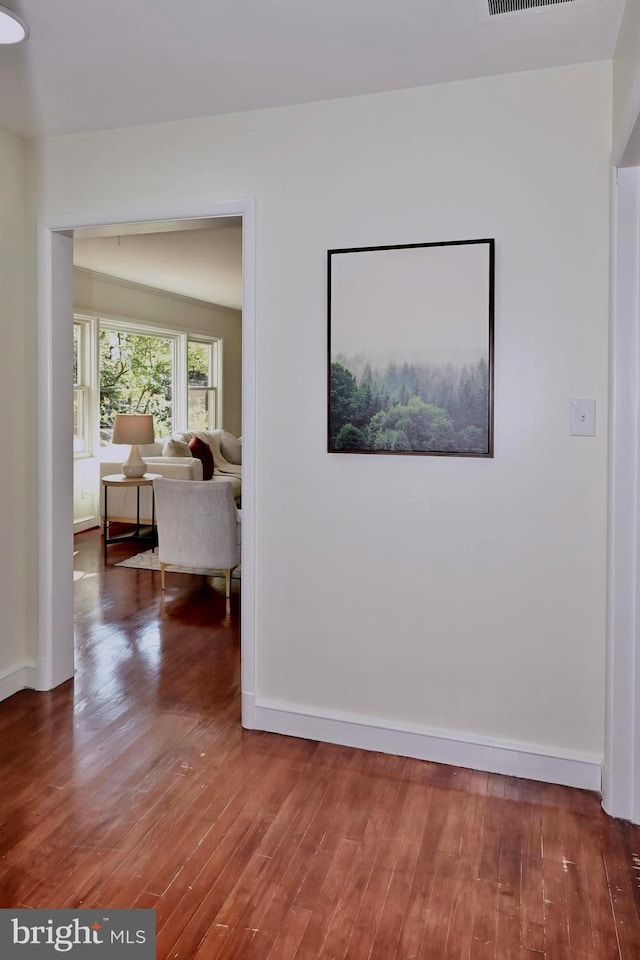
xmin=0 ymin=528 xmax=639 ymax=957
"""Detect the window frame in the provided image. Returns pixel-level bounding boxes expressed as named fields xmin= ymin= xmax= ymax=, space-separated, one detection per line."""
xmin=187 ymin=336 xmax=222 ymax=431
xmin=74 ymin=312 xmax=223 ymax=448
xmin=73 ymin=316 xmax=98 ymax=459
xmin=98 ymin=317 xmax=180 ymax=442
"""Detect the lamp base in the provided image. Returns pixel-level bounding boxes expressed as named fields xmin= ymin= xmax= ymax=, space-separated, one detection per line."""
xmin=121 ymin=444 xmax=146 ymax=478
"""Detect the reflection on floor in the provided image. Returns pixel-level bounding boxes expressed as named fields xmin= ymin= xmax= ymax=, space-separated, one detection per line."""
xmin=0 ymin=529 xmax=639 ymax=958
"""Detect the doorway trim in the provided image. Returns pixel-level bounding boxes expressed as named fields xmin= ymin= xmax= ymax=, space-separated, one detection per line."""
xmin=604 ymin=164 xmax=640 ymax=821
xmin=36 ymin=198 xmax=257 ymax=720
xmin=605 ymin=72 xmax=640 ymax=821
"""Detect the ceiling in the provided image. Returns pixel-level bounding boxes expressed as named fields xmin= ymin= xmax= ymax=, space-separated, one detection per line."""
xmin=73 ymin=219 xmax=243 ymax=309
xmin=16 ymin=0 xmax=627 ymax=304
xmin=0 ymin=0 xmax=627 ymax=140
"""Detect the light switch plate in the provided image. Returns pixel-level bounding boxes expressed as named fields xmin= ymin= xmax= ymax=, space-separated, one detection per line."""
xmin=570 ymin=399 xmax=596 ymax=436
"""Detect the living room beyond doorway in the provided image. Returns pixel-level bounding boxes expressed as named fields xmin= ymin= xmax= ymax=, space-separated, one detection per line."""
xmin=72 ymin=216 xmax=243 ymax=538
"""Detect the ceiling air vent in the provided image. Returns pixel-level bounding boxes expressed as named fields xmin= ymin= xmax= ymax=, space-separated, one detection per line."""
xmin=490 ymin=0 xmax=576 ymax=12
xmin=478 ymin=0 xmax=600 ymax=20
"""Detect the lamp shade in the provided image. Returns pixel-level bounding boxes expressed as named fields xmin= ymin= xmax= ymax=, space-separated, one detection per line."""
xmin=112 ymin=414 xmax=155 ymax=446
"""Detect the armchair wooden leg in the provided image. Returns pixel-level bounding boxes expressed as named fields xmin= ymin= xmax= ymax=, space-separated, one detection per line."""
xmin=225 ymin=569 xmax=231 ymax=599
xmin=160 ymin=563 xmax=167 ymax=591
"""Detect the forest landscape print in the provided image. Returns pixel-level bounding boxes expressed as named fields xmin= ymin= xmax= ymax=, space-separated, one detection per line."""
xmin=328 ymin=239 xmax=494 ymax=457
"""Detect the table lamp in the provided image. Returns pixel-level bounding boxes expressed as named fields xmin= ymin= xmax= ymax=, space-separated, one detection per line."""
xmin=112 ymin=413 xmax=155 ymax=478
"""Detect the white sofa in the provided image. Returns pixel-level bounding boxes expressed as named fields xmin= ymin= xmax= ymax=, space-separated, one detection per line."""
xmin=99 ymin=429 xmax=242 ymax=525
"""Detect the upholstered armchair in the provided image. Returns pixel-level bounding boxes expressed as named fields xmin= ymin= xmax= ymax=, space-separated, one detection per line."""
xmin=153 ymin=477 xmax=241 ymax=598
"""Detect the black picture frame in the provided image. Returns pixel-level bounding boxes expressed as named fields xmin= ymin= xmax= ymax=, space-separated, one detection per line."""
xmin=328 ymin=238 xmax=495 ymax=457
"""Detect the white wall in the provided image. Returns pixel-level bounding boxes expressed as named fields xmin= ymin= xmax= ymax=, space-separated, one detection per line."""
xmin=613 ymin=0 xmax=640 ymax=149
xmin=31 ymin=62 xmax=611 ymax=776
xmin=0 ymin=131 xmax=34 ymax=694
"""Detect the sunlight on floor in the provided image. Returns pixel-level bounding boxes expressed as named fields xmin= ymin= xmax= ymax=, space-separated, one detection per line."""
xmin=73 ymin=570 xmax=97 ymax=582
xmin=74 ymin=549 xmax=98 ymax=581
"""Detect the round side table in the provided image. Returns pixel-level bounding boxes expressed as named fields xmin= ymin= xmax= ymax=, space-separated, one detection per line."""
xmin=101 ymin=473 xmax=162 ymax=562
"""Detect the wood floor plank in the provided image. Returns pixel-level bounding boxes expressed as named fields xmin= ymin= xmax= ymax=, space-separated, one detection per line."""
xmin=520 ymin=852 xmax=545 ymax=954
xmin=339 ymin=839 xmax=397 ymax=960
xmin=1 ymin=528 xmax=640 ymax=960
xmin=216 ymin=778 xmax=349 ymax=958
xmin=31 ymin=740 xmax=273 ymax=910
xmin=396 ymin=861 xmax=439 ymax=958
xmin=469 ymin=877 xmax=500 ymax=960
xmin=495 ymin=801 xmax=526 ymax=957
xmin=419 ymin=854 xmax=466 ymax=959
xmin=368 ymin=839 xmax=418 ymax=960
xmin=579 ymin=832 xmax=620 ymax=959
xmin=227 ymin=841 xmax=317 ymax=958
xmin=316 ymin=840 xmax=379 ymax=959
xmin=266 ymin=905 xmax=313 ymax=959
xmin=457 ymin=789 xmax=489 ymax=872
xmin=155 ymin=769 xmax=288 ymax=955
xmin=291 ymin=837 xmax=361 ymax=958
xmin=444 ymin=872 xmax=478 ymax=960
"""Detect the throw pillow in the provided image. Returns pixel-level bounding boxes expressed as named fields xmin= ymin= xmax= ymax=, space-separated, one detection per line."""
xmin=162 ymin=438 xmax=191 ymax=458
xmin=220 ymin=430 xmax=242 ymax=465
xmin=188 ymin=436 xmax=214 ymax=481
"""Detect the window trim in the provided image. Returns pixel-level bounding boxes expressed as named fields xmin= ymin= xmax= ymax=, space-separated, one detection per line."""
xmin=74 ymin=311 xmax=223 ymax=446
xmin=187 ymin=335 xmax=222 ymax=430
xmin=99 ymin=317 xmax=180 ymax=438
xmin=73 ymin=316 xmax=97 ymax=459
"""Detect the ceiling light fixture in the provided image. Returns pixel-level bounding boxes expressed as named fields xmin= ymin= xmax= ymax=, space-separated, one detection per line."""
xmin=0 ymin=5 xmax=28 ymax=44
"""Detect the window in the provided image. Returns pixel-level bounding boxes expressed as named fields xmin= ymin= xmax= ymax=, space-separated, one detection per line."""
xmin=75 ymin=314 xmax=222 ymax=447
xmin=99 ymin=325 xmax=175 ymax=445
xmin=73 ymin=320 xmax=92 ymax=456
xmin=187 ymin=338 xmax=219 ymax=431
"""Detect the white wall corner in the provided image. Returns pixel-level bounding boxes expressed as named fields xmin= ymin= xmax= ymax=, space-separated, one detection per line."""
xmin=247 ymin=696 xmax=602 ymax=792
xmin=0 ymin=662 xmax=38 ymax=703
xmin=614 ymin=59 xmax=640 ymax=168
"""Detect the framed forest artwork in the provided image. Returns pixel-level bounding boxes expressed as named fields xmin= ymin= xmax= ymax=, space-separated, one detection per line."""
xmin=327 ymin=238 xmax=495 ymax=457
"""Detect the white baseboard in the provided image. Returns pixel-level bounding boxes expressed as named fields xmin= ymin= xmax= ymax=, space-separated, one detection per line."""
xmin=0 ymin=662 xmax=38 ymax=703
xmin=74 ymin=517 xmax=99 ymax=534
xmin=243 ymin=693 xmax=602 ymax=792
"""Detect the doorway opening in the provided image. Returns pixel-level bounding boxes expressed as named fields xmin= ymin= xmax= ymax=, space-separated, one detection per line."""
xmin=71 ymin=217 xmax=242 ymax=535
xmin=37 ymin=200 xmax=257 ymax=727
